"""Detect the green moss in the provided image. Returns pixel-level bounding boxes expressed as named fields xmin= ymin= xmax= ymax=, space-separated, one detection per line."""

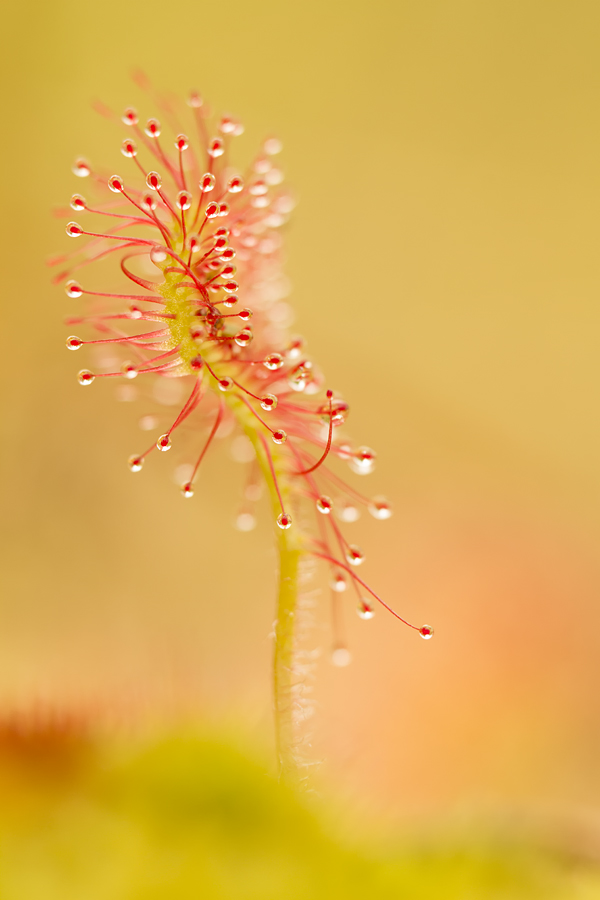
xmin=0 ymin=729 xmax=597 ymax=899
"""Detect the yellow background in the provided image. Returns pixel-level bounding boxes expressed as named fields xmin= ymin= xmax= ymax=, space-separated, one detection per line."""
xmin=2 ymin=0 xmax=600 ymax=824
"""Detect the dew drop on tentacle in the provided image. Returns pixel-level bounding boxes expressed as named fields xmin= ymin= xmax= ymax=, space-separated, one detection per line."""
xmin=320 ymin=399 xmax=349 ymax=425
xmin=331 ymin=647 xmax=352 ymax=667
xmin=218 ymin=377 xmax=233 ymax=392
xmin=181 ymin=482 xmax=194 ymax=498
xmin=146 ymin=171 xmax=162 ymax=191
xmin=345 ymin=545 xmax=365 ymax=566
xmin=223 ymin=280 xmax=239 ymax=293
xmin=214 ymin=236 xmax=228 ymax=253
xmin=72 ymin=158 xmax=91 ymax=177
xmin=66 ymin=336 xmax=82 ymax=351
xmin=219 ymin=116 xmax=237 ymax=135
xmin=316 ymin=495 xmax=333 ymax=514
xmin=419 ymin=625 xmax=434 ymax=640
xmin=220 ymin=248 xmax=236 ymax=262
xmin=234 ymin=329 xmax=253 ymax=347
xmin=228 ymin=175 xmax=244 ymax=193
xmin=338 ymin=500 xmax=360 ymax=522
xmin=141 ymin=192 xmax=157 ymax=211
xmin=156 ymin=433 xmax=172 ymax=452
xmin=175 ymin=134 xmax=189 ymax=151
xmin=77 ymin=369 xmax=95 ymax=386
xmin=177 ymin=191 xmax=192 ymax=210
xmin=264 ymin=137 xmax=283 ymax=155
xmin=145 ymin=118 xmax=161 ymax=138
xmin=249 ymin=180 xmax=268 ymax=196
xmin=254 ymin=157 xmax=271 ymax=174
xmin=266 ymin=168 xmax=284 ymax=186
xmin=330 ymin=573 xmax=347 ymax=592
xmin=66 ymin=222 xmax=83 ymax=237
xmin=236 ymin=512 xmax=256 ymax=532
xmin=187 ymin=91 xmax=203 ymax=108
xmin=221 ymin=263 xmax=236 ymax=279
xmin=108 ymin=175 xmax=124 ymax=193
xmin=128 ymin=455 xmax=143 ymax=472
xmin=349 ymin=446 xmax=376 ymax=475
xmin=368 ymin=496 xmax=393 ymax=520
xmin=66 ymin=280 xmax=82 ymax=298
xmin=187 ymin=235 xmax=201 ymax=254
xmin=121 ymin=139 xmax=137 ymax=158
xmin=199 ymin=172 xmax=216 ymax=193
xmin=122 ymin=107 xmax=138 ymax=126
xmin=286 ymin=337 xmax=304 ymax=360
xmin=205 ymin=201 xmax=220 ymax=219
xmin=70 ymin=194 xmax=86 ymax=211
xmin=260 ymin=394 xmax=278 ymax=411
xmin=150 ymin=245 xmax=168 ymax=266
xmin=121 ymin=362 xmax=137 ymax=379
xmin=277 ymin=512 xmax=292 ymax=530
xmin=223 ymin=296 xmax=237 ymax=309
xmin=357 ymin=599 xmax=374 ymax=620
xmin=218 ymin=202 xmax=230 ymax=217
xmin=190 ymin=355 xmax=204 ymax=371
xmin=208 ymin=137 xmax=224 ymax=158
xmin=272 ymin=429 xmax=287 ymax=445
xmin=288 ymin=361 xmax=312 ymax=392
xmin=263 ymin=353 xmax=284 ymax=371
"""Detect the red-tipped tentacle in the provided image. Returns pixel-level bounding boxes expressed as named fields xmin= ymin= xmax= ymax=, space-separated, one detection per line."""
xmin=310 ymin=551 xmax=420 ymax=631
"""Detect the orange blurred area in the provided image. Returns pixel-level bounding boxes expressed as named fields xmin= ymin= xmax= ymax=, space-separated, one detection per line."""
xmin=2 ymin=0 xmax=600 ymax=834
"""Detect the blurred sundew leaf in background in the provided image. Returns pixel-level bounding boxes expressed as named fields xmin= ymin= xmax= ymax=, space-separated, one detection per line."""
xmin=0 ymin=722 xmax=598 ymax=899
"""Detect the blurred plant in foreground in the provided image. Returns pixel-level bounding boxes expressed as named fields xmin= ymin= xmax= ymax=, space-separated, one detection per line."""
xmin=0 ymin=718 xmax=596 ymax=900
xmin=54 ymin=77 xmax=432 ymax=780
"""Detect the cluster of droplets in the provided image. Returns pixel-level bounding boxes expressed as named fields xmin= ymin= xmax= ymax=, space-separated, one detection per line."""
xmin=58 ymin=86 xmax=433 ymax=661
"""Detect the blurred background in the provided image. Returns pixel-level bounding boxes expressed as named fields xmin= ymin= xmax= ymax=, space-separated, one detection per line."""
xmin=2 ymin=0 xmax=600 ymax=879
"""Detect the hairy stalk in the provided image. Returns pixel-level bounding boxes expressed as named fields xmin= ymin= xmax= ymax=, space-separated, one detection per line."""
xmin=273 ymin=519 xmax=303 ymax=782
xmin=242 ymin=420 xmax=304 ymax=782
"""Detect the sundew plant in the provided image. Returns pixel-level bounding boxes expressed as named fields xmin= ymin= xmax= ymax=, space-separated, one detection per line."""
xmin=55 ymin=81 xmax=433 ymax=781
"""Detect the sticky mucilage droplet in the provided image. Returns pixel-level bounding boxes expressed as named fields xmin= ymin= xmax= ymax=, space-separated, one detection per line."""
xmin=77 ymin=369 xmax=94 ymax=385
xmin=260 ymin=394 xmax=277 ymax=411
xmin=316 ymin=495 xmax=333 ymax=514
xmin=345 ymin=545 xmax=364 ymax=566
xmin=128 ymin=455 xmax=143 ymax=472
xmin=368 ymin=496 xmax=392 ymax=519
xmin=156 ymin=433 xmax=172 ymax=452
xmin=357 ymin=600 xmax=375 ymax=620
xmin=65 ymin=280 xmax=83 ymax=298
xmin=263 ymin=353 xmax=284 ymax=371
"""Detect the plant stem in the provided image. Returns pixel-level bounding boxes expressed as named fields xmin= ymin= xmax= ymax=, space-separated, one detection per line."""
xmin=240 ymin=417 xmax=304 ymax=782
xmin=273 ymin=527 xmax=303 ymax=782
